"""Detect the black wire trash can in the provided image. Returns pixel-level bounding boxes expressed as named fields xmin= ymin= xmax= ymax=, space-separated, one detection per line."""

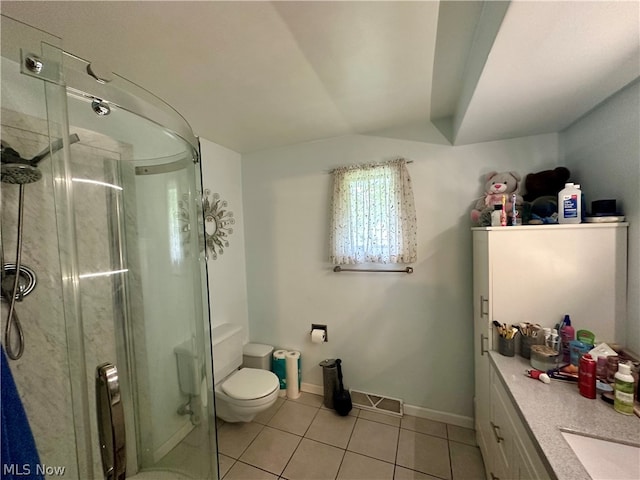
xmin=318 ymin=359 xmax=338 ymax=409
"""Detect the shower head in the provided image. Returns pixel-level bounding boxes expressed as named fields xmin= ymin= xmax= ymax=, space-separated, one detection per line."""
xmin=0 ymin=164 xmax=43 ymax=184
xmin=1 ymin=134 xmax=80 ymax=184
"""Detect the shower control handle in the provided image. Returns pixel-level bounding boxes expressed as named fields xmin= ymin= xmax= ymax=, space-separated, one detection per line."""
xmin=96 ymin=363 xmax=126 ymax=480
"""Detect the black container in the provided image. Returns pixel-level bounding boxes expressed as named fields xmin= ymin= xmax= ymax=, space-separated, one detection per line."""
xmin=498 ymin=336 xmax=516 ymax=357
xmin=520 ymin=334 xmax=543 ymax=359
xmin=318 ymin=359 xmax=338 ymax=409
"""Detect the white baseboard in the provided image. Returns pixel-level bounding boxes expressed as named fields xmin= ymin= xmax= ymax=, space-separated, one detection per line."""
xmin=402 ymin=404 xmax=474 ymax=429
xmin=300 ymin=382 xmax=473 ymax=429
xmin=301 ymin=382 xmax=323 ymax=396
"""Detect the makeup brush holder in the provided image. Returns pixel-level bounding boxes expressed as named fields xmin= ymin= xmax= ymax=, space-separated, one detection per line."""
xmin=498 ymin=336 xmax=516 ymax=357
xmin=520 ymin=335 xmax=544 ymax=359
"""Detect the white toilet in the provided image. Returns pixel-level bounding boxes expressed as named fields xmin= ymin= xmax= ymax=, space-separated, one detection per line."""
xmin=212 ymin=323 xmax=279 ymax=422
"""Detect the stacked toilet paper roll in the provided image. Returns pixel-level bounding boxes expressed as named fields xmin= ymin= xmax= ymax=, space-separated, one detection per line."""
xmin=273 ymin=350 xmax=287 ymax=390
xmin=285 ymin=351 xmax=301 ymax=400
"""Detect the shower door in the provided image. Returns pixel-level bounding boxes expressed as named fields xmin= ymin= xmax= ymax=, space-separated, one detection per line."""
xmin=0 ymin=15 xmax=82 ymax=478
xmin=1 ymin=15 xmax=217 ymax=480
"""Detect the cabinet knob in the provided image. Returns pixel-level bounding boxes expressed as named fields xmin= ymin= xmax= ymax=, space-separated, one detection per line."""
xmin=480 ymin=334 xmax=489 ymax=356
xmin=490 ymin=421 xmax=504 ymax=443
xmin=480 ymin=296 xmax=489 ymax=318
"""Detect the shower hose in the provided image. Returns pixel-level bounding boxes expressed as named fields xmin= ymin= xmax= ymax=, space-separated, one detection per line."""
xmin=2 ymin=184 xmax=26 ymax=360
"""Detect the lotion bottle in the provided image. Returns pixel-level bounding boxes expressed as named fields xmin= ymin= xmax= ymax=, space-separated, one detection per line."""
xmin=614 ymin=363 xmax=634 ymax=415
xmin=558 ymin=183 xmax=582 ymax=224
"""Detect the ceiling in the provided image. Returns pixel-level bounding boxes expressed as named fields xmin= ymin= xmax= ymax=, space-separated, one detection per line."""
xmin=1 ymin=1 xmax=638 ymax=154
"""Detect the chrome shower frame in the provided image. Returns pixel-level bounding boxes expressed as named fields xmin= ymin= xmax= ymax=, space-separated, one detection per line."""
xmin=1 ymin=15 xmax=216 ymax=478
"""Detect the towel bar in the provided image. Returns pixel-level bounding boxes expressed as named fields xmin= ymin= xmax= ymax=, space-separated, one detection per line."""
xmin=333 ymin=266 xmax=413 ymax=274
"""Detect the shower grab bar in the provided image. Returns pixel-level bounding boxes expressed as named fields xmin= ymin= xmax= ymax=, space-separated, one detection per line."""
xmin=96 ymin=363 xmax=126 ymax=480
xmin=333 ymin=266 xmax=413 ymax=274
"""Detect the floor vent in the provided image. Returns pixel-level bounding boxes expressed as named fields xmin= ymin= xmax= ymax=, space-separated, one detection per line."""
xmin=349 ymin=389 xmax=403 ymax=417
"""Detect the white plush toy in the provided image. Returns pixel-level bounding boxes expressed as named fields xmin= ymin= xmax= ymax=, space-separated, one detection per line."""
xmin=470 ymin=171 xmax=523 ymax=225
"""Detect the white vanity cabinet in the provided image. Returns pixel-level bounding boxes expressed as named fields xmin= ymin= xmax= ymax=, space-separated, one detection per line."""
xmin=473 ymin=231 xmax=493 ymax=471
xmin=472 ymin=224 xmax=628 ymax=479
xmin=489 ymin=365 xmax=551 ymax=480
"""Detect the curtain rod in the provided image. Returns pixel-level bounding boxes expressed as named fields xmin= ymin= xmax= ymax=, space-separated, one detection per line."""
xmin=327 ymin=159 xmax=413 ymax=174
xmin=333 ymin=266 xmax=413 ymax=274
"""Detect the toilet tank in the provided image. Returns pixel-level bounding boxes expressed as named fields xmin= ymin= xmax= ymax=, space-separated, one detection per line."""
xmin=212 ymin=323 xmax=243 ymax=383
xmin=243 ymin=343 xmax=274 ymax=370
xmin=174 ymin=338 xmax=202 ymax=396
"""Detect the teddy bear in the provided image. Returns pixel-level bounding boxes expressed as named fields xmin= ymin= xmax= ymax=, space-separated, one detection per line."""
xmin=470 ymin=171 xmax=523 ymax=225
xmin=522 ymin=167 xmax=571 ymax=223
xmin=523 ymin=167 xmax=570 ymax=202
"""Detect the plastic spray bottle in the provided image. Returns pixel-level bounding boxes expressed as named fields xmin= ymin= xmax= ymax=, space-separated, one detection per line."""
xmin=560 ymin=315 xmax=575 ymax=364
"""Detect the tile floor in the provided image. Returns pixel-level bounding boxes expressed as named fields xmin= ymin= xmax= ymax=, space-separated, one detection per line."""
xmin=216 ymin=392 xmax=485 ymax=480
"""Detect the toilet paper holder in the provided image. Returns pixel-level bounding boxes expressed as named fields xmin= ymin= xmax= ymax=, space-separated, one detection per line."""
xmin=311 ymin=324 xmax=328 ymax=342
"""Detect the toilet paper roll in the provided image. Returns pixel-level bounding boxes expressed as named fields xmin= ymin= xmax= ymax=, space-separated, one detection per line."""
xmin=273 ymin=350 xmax=287 ymax=389
xmin=285 ymin=351 xmax=301 ymax=400
xmin=311 ymin=329 xmax=326 ymax=344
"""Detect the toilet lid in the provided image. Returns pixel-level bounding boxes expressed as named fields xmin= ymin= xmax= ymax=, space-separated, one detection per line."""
xmin=221 ymin=368 xmax=279 ymax=400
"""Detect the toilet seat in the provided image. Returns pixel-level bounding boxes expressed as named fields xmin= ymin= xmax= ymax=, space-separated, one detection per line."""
xmin=221 ymin=368 xmax=279 ymax=400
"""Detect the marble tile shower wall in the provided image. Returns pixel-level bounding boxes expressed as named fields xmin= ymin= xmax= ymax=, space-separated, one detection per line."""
xmin=1 ymin=108 xmax=78 ymax=477
xmin=0 ymin=108 xmax=133 ymax=478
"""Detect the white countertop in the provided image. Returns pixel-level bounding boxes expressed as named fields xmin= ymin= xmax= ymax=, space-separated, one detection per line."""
xmin=489 ymin=352 xmax=640 ymax=480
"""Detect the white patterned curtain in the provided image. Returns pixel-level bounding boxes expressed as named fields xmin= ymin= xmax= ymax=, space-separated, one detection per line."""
xmin=330 ymin=159 xmax=417 ymax=264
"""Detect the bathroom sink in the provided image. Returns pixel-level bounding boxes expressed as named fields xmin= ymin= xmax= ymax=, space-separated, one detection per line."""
xmin=561 ymin=430 xmax=640 ymax=480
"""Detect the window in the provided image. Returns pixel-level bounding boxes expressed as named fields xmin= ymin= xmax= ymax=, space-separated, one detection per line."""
xmin=329 ymin=159 xmax=417 ymax=264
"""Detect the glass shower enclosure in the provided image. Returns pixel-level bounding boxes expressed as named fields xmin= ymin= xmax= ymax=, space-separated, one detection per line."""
xmin=1 ymin=15 xmax=217 ymax=480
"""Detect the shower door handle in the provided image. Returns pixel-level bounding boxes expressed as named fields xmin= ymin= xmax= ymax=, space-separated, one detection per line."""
xmin=96 ymin=363 xmax=126 ymax=480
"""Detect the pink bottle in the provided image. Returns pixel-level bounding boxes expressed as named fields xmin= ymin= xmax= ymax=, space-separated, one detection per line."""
xmin=560 ymin=315 xmax=575 ymax=364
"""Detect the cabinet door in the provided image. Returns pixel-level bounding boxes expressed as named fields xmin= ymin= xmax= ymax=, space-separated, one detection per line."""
xmin=491 ymin=368 xmax=514 ymax=480
xmin=473 ymin=232 xmax=492 ymax=474
xmin=512 ymin=438 xmax=551 ymax=480
xmin=488 ymin=227 xmax=626 ymax=342
xmin=510 ymin=403 xmax=552 ymax=480
xmin=492 ymin=366 xmax=552 ymax=480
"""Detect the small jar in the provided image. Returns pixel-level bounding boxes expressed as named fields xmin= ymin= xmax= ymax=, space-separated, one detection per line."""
xmin=606 ymin=355 xmax=619 ymax=383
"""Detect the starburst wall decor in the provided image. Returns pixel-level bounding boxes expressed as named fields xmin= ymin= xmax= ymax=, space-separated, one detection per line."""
xmin=202 ymin=189 xmax=235 ymax=260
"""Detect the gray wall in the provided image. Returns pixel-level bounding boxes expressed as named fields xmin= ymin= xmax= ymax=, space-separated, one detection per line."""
xmin=213 ymin=79 xmax=638 ymax=424
xmin=200 ymin=138 xmax=250 ymax=340
xmin=561 ymin=79 xmax=640 ymax=355
xmin=241 ymin=132 xmax=560 ymax=422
